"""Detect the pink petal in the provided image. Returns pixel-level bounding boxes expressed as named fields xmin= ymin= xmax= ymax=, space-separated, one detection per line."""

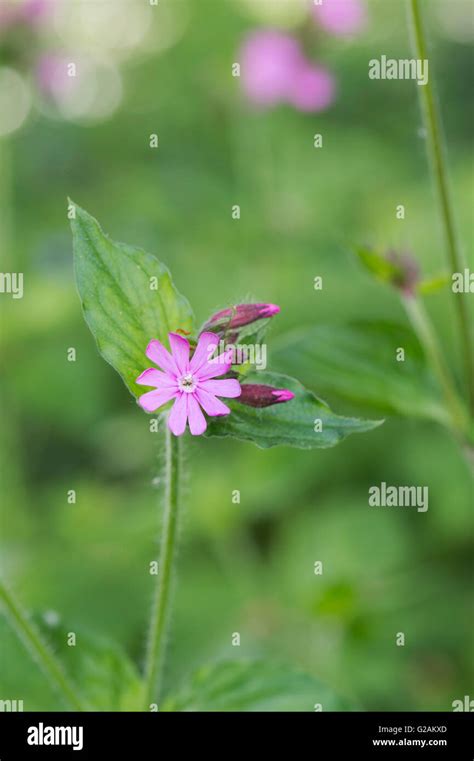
xmin=197 ymin=364 xmax=232 ymax=381
xmin=146 ymin=340 xmax=178 ymax=377
xmin=189 ymin=332 xmax=220 ymax=374
xmin=199 ymin=379 xmax=241 ymax=398
xmin=136 ymin=368 xmax=178 ymax=388
xmin=195 ymin=388 xmax=231 ymax=417
xmin=196 ymin=351 xmax=233 ymax=381
xmin=167 ymin=393 xmax=188 ymax=436
xmin=138 ymin=387 xmax=178 ymax=413
xmin=169 ymin=333 xmax=190 ymax=375
xmin=187 ymin=394 xmax=207 ymax=435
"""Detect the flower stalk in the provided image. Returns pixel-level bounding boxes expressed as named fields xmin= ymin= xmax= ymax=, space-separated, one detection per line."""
xmin=402 ymin=294 xmax=469 ymax=438
xmin=143 ymin=422 xmax=181 ymax=708
xmin=406 ymin=0 xmax=474 ymax=414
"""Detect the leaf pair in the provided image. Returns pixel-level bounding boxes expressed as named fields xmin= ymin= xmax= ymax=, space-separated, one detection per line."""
xmin=71 ymin=203 xmax=381 ymax=448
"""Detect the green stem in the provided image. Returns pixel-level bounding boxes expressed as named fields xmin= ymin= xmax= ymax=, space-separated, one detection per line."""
xmin=406 ymin=0 xmax=474 ymax=414
xmin=143 ymin=423 xmax=181 ymax=709
xmin=403 ymin=295 xmax=469 ymax=437
xmin=0 ymin=139 xmax=13 ymax=270
xmin=0 ymin=580 xmax=86 ymax=711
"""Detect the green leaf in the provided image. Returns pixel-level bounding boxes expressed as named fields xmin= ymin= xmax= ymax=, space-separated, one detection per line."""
xmin=355 ymin=246 xmax=400 ymax=283
xmin=70 ymin=202 xmax=194 ymax=396
xmin=37 ymin=617 xmax=144 ymax=711
xmin=272 ymin=322 xmax=448 ymax=425
xmin=161 ymin=659 xmax=353 ymax=712
xmin=205 ymin=370 xmax=382 ymax=449
xmin=418 ymin=273 xmax=450 ymax=295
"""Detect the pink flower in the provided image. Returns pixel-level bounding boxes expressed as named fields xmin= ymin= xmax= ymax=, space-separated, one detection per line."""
xmin=36 ymin=54 xmax=75 ymax=97
xmin=287 ymin=63 xmax=335 ymax=112
xmin=136 ymin=332 xmax=241 ymax=436
xmin=239 ymin=29 xmax=335 ymax=113
xmin=312 ymin=0 xmax=367 ymax=38
xmin=22 ymin=0 xmax=53 ymax=22
xmin=240 ymin=30 xmax=304 ymax=107
xmin=0 ymin=0 xmax=52 ymax=28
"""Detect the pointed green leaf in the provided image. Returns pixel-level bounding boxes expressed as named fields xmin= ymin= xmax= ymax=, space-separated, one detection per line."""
xmin=273 ymin=322 xmax=449 ymax=425
xmin=418 ymin=273 xmax=450 ymax=295
xmin=356 ymin=246 xmax=401 ymax=283
xmin=205 ymin=371 xmax=382 ymax=449
xmin=70 ymin=202 xmax=194 ymax=396
xmin=161 ymin=659 xmax=353 ymax=712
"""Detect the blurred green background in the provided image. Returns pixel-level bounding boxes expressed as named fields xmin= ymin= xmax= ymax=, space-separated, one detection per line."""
xmin=0 ymin=0 xmax=473 ymax=710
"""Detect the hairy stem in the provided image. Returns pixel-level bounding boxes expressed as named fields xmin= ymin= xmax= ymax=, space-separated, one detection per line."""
xmin=0 ymin=580 xmax=86 ymax=711
xmin=406 ymin=0 xmax=474 ymax=413
xmin=143 ymin=424 xmax=181 ymax=709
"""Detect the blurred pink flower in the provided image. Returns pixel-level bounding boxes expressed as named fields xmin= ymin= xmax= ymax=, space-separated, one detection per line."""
xmin=23 ymin=0 xmax=53 ymax=22
xmin=36 ymin=54 xmax=74 ymax=97
xmin=312 ymin=0 xmax=367 ymax=37
xmin=287 ymin=63 xmax=335 ymax=112
xmin=239 ymin=29 xmax=335 ymax=112
xmin=240 ymin=30 xmax=304 ymax=107
xmin=0 ymin=5 xmax=19 ymax=28
xmin=0 ymin=0 xmax=52 ymax=28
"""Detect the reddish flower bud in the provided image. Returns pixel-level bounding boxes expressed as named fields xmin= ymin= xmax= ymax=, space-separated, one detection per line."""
xmin=238 ymin=384 xmax=295 ymax=408
xmin=201 ymin=303 xmax=280 ymax=334
xmin=386 ymin=250 xmax=420 ymax=296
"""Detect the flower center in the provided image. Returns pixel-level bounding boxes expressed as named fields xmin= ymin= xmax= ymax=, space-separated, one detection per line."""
xmin=178 ymin=372 xmax=196 ymax=393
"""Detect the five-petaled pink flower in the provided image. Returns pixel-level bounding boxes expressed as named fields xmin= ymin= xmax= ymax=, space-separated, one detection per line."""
xmin=136 ymin=332 xmax=241 ymax=436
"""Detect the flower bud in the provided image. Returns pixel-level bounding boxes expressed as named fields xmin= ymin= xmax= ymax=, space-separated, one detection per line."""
xmin=386 ymin=250 xmax=420 ymax=296
xmin=357 ymin=246 xmax=420 ymax=296
xmin=201 ymin=303 xmax=280 ymax=335
xmin=238 ymin=384 xmax=295 ymax=408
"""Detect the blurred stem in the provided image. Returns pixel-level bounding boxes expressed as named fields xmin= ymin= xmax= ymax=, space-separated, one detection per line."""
xmin=0 ymin=580 xmax=86 ymax=711
xmin=406 ymin=0 xmax=474 ymax=414
xmin=143 ymin=423 xmax=181 ymax=709
xmin=403 ymin=295 xmax=469 ymax=439
xmin=0 ymin=139 xmax=13 ymax=269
